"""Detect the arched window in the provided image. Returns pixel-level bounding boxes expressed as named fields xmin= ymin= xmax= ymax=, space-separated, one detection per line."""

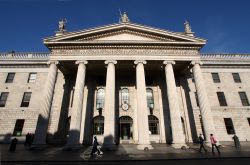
xmin=146 ymin=88 xmax=154 ymax=109
xmin=148 ymin=115 xmax=159 ymax=135
xmin=93 ymin=116 xmax=104 ymax=135
xmin=121 ymin=88 xmax=129 ymax=105
xmin=96 ymin=88 xmax=105 ymax=110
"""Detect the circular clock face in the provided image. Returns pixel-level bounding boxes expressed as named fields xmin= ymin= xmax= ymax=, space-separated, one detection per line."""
xmin=122 ymin=103 xmax=129 ymax=111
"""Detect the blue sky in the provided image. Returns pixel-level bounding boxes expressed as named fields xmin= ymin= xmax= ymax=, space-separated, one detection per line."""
xmin=0 ymin=0 xmax=250 ymax=53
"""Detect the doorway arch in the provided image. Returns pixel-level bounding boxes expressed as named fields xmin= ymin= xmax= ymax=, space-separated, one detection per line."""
xmin=119 ymin=116 xmax=133 ymax=140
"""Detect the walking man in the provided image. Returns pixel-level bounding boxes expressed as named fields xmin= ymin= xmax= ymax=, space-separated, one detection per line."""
xmin=198 ymin=133 xmax=207 ymax=152
xmin=90 ymin=136 xmax=100 ymax=155
xmin=210 ymin=134 xmax=220 ymax=153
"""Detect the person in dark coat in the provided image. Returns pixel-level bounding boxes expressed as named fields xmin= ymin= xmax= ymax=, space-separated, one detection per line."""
xmin=232 ymin=134 xmax=240 ymax=148
xmin=9 ymin=138 xmax=18 ymax=152
xmin=198 ymin=134 xmax=207 ymax=152
xmin=90 ymin=136 xmax=100 ymax=155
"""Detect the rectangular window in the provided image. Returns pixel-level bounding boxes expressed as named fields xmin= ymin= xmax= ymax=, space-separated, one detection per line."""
xmin=212 ymin=73 xmax=220 ymax=83
xmin=13 ymin=119 xmax=25 ymax=136
xmin=5 ymin=73 xmax=15 ymax=83
xmin=217 ymin=92 xmax=227 ymax=106
xmin=20 ymin=92 xmax=32 ymax=107
xmin=0 ymin=92 xmax=9 ymax=107
xmin=239 ymin=92 xmax=250 ymax=106
xmin=224 ymin=118 xmax=235 ymax=134
xmin=28 ymin=73 xmax=37 ymax=83
xmin=194 ymin=92 xmax=199 ymax=107
xmin=232 ymin=73 xmax=241 ymax=83
xmin=247 ymin=118 xmax=250 ymax=126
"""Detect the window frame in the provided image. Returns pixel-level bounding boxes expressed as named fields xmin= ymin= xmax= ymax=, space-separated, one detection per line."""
xmin=224 ymin=118 xmax=235 ymax=135
xmin=232 ymin=73 xmax=241 ymax=83
xmin=211 ymin=73 xmax=220 ymax=83
xmin=20 ymin=92 xmax=32 ymax=107
xmin=148 ymin=115 xmax=159 ymax=135
xmin=5 ymin=72 xmax=15 ymax=83
xmin=239 ymin=92 xmax=250 ymax=106
xmin=13 ymin=119 xmax=25 ymax=136
xmin=0 ymin=92 xmax=9 ymax=107
xmin=28 ymin=72 xmax=37 ymax=83
xmin=146 ymin=88 xmax=154 ymax=109
xmin=96 ymin=88 xmax=105 ymax=110
xmin=121 ymin=88 xmax=129 ymax=105
xmin=93 ymin=116 xmax=104 ymax=135
xmin=217 ymin=92 xmax=227 ymax=106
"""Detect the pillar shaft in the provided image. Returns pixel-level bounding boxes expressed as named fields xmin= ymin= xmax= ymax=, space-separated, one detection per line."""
xmin=164 ymin=61 xmax=185 ymax=144
xmin=192 ymin=62 xmax=216 ymax=141
xmin=67 ymin=61 xmax=87 ymax=146
xmin=33 ymin=61 xmax=58 ymax=145
xmin=103 ymin=60 xmax=117 ymax=145
xmin=134 ymin=61 xmax=152 ymax=149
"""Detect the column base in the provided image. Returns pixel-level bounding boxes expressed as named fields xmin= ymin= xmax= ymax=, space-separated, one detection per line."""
xmin=171 ymin=143 xmax=188 ymax=149
xmin=137 ymin=144 xmax=154 ymax=150
xmin=63 ymin=144 xmax=82 ymax=150
xmin=30 ymin=144 xmax=47 ymax=150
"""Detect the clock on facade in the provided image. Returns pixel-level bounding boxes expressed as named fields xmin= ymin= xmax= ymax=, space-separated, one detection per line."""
xmin=122 ymin=103 xmax=129 ymax=111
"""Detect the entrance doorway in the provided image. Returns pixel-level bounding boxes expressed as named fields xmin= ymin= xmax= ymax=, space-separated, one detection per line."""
xmin=119 ymin=116 xmax=133 ymax=140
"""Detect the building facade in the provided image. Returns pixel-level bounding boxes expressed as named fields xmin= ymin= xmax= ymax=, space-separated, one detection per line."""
xmin=1 ymin=16 xmax=250 ymax=149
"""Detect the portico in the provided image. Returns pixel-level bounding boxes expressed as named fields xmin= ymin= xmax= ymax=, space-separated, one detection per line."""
xmin=31 ymin=16 xmax=217 ymax=150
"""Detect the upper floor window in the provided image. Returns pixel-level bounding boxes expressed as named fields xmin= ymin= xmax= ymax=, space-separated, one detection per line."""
xmin=13 ymin=119 xmax=25 ymax=136
xmin=248 ymin=118 xmax=250 ymax=126
xmin=217 ymin=92 xmax=227 ymax=106
xmin=121 ymin=88 xmax=129 ymax=105
xmin=146 ymin=88 xmax=154 ymax=109
xmin=21 ymin=92 xmax=32 ymax=107
xmin=232 ymin=73 xmax=241 ymax=83
xmin=5 ymin=73 xmax=15 ymax=83
xmin=28 ymin=73 xmax=37 ymax=83
xmin=194 ymin=92 xmax=199 ymax=107
xmin=0 ymin=92 xmax=9 ymax=107
xmin=224 ymin=118 xmax=235 ymax=134
xmin=239 ymin=92 xmax=250 ymax=106
xmin=96 ymin=88 xmax=105 ymax=110
xmin=212 ymin=73 xmax=220 ymax=83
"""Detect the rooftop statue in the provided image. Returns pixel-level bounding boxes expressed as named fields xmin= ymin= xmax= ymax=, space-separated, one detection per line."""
xmin=119 ymin=12 xmax=130 ymax=23
xmin=59 ymin=19 xmax=67 ymax=31
xmin=184 ymin=20 xmax=192 ymax=33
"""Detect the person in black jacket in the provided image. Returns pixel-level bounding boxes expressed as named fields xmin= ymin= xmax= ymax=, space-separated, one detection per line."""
xmin=90 ymin=136 xmax=100 ymax=155
xmin=198 ymin=134 xmax=207 ymax=152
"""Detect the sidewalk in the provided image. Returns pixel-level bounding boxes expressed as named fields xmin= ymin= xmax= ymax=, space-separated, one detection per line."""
xmin=1 ymin=142 xmax=250 ymax=162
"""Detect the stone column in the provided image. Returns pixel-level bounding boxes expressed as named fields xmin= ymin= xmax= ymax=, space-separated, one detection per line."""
xmin=32 ymin=61 xmax=58 ymax=147
xmin=163 ymin=61 xmax=186 ymax=147
xmin=134 ymin=60 xmax=153 ymax=150
xmin=65 ymin=61 xmax=88 ymax=149
xmin=103 ymin=60 xmax=117 ymax=148
xmin=192 ymin=61 xmax=217 ymax=142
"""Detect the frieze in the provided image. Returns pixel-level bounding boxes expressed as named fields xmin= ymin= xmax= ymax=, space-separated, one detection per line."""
xmin=51 ymin=48 xmax=199 ymax=56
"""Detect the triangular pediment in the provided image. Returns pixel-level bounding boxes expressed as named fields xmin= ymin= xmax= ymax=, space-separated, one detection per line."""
xmin=44 ymin=22 xmax=206 ymax=46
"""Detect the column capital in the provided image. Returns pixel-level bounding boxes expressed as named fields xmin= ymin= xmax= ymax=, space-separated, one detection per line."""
xmin=134 ymin=60 xmax=147 ymax=65
xmin=163 ymin=60 xmax=175 ymax=65
xmin=75 ymin=60 xmax=88 ymax=65
xmin=47 ymin=61 xmax=59 ymax=65
xmin=105 ymin=60 xmax=117 ymax=65
xmin=191 ymin=60 xmax=203 ymax=66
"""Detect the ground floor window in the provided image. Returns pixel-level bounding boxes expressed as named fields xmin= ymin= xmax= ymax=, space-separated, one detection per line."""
xmin=93 ymin=116 xmax=104 ymax=135
xmin=148 ymin=115 xmax=159 ymax=135
xmin=13 ymin=119 xmax=25 ymax=136
xmin=224 ymin=118 xmax=235 ymax=134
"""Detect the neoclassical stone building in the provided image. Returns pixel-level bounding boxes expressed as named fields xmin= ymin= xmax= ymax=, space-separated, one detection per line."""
xmin=1 ymin=15 xmax=250 ymax=149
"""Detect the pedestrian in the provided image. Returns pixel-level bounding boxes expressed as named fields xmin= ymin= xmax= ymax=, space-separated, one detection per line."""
xmin=198 ymin=133 xmax=207 ymax=152
xmin=232 ymin=134 xmax=240 ymax=148
xmin=9 ymin=138 xmax=18 ymax=152
xmin=90 ymin=136 xmax=100 ymax=155
xmin=210 ymin=134 xmax=220 ymax=153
